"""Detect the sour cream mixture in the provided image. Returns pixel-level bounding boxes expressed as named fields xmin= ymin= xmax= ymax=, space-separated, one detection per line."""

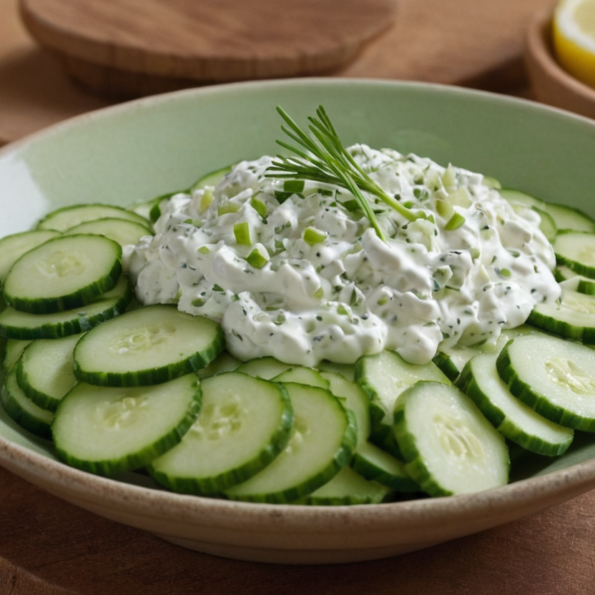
xmin=126 ymin=145 xmax=560 ymax=366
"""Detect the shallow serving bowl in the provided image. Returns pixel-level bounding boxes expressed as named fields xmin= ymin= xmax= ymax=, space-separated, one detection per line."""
xmin=2 ymin=79 xmax=595 ymax=564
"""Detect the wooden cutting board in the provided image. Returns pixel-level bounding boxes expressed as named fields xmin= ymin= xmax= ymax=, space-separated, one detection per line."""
xmin=19 ymin=0 xmax=396 ymax=97
xmin=0 ymin=0 xmax=556 ymax=145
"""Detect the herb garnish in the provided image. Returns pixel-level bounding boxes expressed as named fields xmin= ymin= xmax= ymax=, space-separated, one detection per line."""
xmin=266 ymin=106 xmax=424 ymax=241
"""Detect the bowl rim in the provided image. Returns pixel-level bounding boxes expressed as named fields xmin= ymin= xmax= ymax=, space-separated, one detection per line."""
xmin=3 ymin=77 xmax=595 ymax=538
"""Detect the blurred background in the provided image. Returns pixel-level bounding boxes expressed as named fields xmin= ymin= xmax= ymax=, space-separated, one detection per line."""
xmin=4 ymin=0 xmax=594 ymax=148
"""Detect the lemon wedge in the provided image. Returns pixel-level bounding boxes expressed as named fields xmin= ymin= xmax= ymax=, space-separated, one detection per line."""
xmin=553 ymin=0 xmax=595 ymax=88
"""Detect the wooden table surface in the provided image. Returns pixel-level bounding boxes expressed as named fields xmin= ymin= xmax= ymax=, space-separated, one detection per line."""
xmin=3 ymin=0 xmax=595 ymax=593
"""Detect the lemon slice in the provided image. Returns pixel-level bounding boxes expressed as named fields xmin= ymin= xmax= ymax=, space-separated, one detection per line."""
xmin=553 ymin=0 xmax=595 ymax=88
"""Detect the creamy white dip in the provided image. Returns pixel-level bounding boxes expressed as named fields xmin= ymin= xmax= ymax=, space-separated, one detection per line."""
xmin=125 ymin=145 xmax=560 ymax=366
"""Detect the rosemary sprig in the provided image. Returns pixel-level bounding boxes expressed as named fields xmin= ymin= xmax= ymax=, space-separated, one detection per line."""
xmin=266 ymin=106 xmax=423 ymax=241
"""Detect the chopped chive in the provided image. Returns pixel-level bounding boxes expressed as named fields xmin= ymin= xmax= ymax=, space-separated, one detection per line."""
xmin=303 ymin=227 xmax=327 ymax=245
xmin=283 ymin=179 xmax=305 ymax=194
xmin=234 ymin=222 xmax=252 ymax=245
xmin=444 ymin=212 xmax=466 ymax=231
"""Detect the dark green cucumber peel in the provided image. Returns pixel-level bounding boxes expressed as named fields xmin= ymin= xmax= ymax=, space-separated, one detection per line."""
xmin=432 ymin=351 xmax=460 ymax=382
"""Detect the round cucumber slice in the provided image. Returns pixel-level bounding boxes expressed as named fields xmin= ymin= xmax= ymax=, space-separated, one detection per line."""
xmin=0 ymin=275 xmax=131 ymax=340
xmin=394 ymin=381 xmax=509 ymax=497
xmin=16 ymin=334 xmax=82 ymax=412
xmin=0 ymin=230 xmax=60 ymax=284
xmin=458 ymin=352 xmax=573 ymax=456
xmin=554 ymin=231 xmax=595 ymax=277
xmin=3 ymin=235 xmax=122 ymax=314
xmin=37 ymin=203 xmax=150 ymax=232
xmin=2 ymin=366 xmax=54 ymax=440
xmin=53 ymin=373 xmax=202 ymax=475
xmin=73 ymin=305 xmax=224 ymax=386
xmin=64 ymin=218 xmax=153 ymax=247
xmin=149 ymin=372 xmax=293 ymax=495
xmin=224 ymin=382 xmax=356 ymax=504
xmin=497 ymin=334 xmax=595 ymax=432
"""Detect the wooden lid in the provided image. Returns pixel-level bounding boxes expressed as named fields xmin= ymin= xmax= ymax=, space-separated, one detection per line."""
xmin=20 ymin=0 xmax=395 ymax=96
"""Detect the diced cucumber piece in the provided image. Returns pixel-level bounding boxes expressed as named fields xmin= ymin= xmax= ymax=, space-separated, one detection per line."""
xmin=273 ymin=366 xmax=329 ymax=389
xmin=458 ymin=353 xmax=573 ymax=456
xmin=355 ymin=350 xmax=449 ymax=457
xmin=544 ymin=203 xmax=595 ymax=233
xmin=196 ymin=351 xmax=241 ymax=379
xmin=235 ymin=357 xmax=292 ymax=380
xmin=73 ymin=305 xmax=224 ymax=386
xmin=224 ymin=383 xmax=356 ymax=503
xmin=0 ymin=275 xmax=131 ymax=340
xmin=497 ymin=334 xmax=595 ymax=432
xmin=37 ymin=204 xmax=150 ymax=232
xmin=3 ymin=339 xmax=31 ymax=371
xmin=554 ymin=231 xmax=595 ymax=277
xmin=190 ymin=165 xmax=233 ymax=192
xmin=53 ymin=373 xmax=202 ymax=475
xmin=3 ymin=235 xmax=122 ymax=314
xmin=351 ymin=441 xmax=419 ymax=492
xmin=394 ymin=381 xmax=509 ymax=496
xmin=0 ymin=230 xmax=60 ymax=284
xmin=149 ymin=373 xmax=293 ymax=495
xmin=320 ymin=371 xmax=371 ymax=448
xmin=294 ymin=466 xmax=392 ymax=505
xmin=64 ymin=218 xmax=153 ymax=247
xmin=528 ymin=288 xmax=595 ymax=343
xmin=16 ymin=334 xmax=82 ymax=412
xmin=1 ymin=366 xmax=54 ymax=440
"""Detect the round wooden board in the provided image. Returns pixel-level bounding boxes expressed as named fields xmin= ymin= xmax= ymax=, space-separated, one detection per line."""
xmin=19 ymin=0 xmax=395 ymax=97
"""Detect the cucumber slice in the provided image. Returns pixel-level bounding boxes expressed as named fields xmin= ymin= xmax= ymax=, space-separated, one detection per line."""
xmin=235 ymin=357 xmax=292 ymax=380
xmin=351 ymin=441 xmax=419 ymax=492
xmin=544 ymin=203 xmax=595 ymax=233
xmin=3 ymin=235 xmax=122 ymax=314
xmin=2 ymin=367 xmax=54 ymax=440
xmin=196 ymin=351 xmax=241 ymax=379
xmin=394 ymin=381 xmax=509 ymax=496
xmin=53 ymin=373 xmax=202 ymax=475
xmin=559 ymin=274 xmax=595 ymax=295
xmin=499 ymin=188 xmax=546 ymax=209
xmin=273 ymin=366 xmax=329 ymax=389
xmin=190 ymin=165 xmax=233 ymax=192
xmin=148 ymin=373 xmax=293 ymax=495
xmin=458 ymin=352 xmax=573 ymax=456
xmin=320 ymin=371 xmax=371 ymax=448
xmin=223 ymin=383 xmax=356 ymax=503
xmin=554 ymin=231 xmax=595 ymax=277
xmin=432 ymin=351 xmax=460 ymax=382
xmin=0 ymin=275 xmax=131 ymax=340
xmin=64 ymin=218 xmax=153 ymax=247
xmin=554 ymin=265 xmax=577 ymax=282
xmin=532 ymin=207 xmax=557 ymax=242
xmin=497 ymin=334 xmax=595 ymax=432
xmin=3 ymin=339 xmax=31 ymax=371
xmin=130 ymin=190 xmax=187 ymax=222
xmin=528 ymin=288 xmax=595 ymax=343
xmin=316 ymin=361 xmax=356 ymax=381
xmin=0 ymin=230 xmax=60 ymax=284
xmin=293 ymin=466 xmax=392 ymax=506
xmin=73 ymin=305 xmax=223 ymax=387
xmin=37 ymin=204 xmax=150 ymax=232
xmin=482 ymin=176 xmax=501 ymax=189
xmin=355 ymin=350 xmax=449 ymax=456
xmin=16 ymin=334 xmax=82 ymax=412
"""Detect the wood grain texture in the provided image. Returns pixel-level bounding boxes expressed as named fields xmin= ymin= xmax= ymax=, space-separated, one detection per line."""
xmin=20 ymin=0 xmax=395 ymax=80
xmin=1 ymin=463 xmax=595 ymax=595
xmin=0 ymin=0 xmax=552 ymax=144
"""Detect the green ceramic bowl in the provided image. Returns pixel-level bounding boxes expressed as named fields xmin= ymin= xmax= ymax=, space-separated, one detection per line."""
xmin=2 ymin=79 xmax=595 ymax=564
